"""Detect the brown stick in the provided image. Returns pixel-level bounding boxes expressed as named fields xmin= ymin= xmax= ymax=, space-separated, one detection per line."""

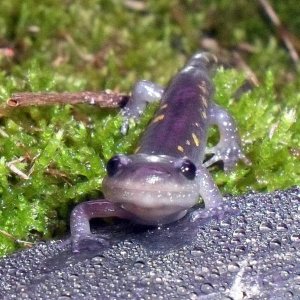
xmin=232 ymin=51 xmax=260 ymax=86
xmin=0 ymin=228 xmax=33 ymax=248
xmin=7 ymin=91 xmax=129 ymax=108
xmin=258 ymin=0 xmax=299 ymax=64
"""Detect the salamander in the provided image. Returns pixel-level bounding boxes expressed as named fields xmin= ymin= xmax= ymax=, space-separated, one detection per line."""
xmin=70 ymin=52 xmax=246 ymax=252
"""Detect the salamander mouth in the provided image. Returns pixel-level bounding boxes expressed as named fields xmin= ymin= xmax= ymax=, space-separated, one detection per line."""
xmin=102 ymin=173 xmax=199 ymax=225
xmin=103 ymin=179 xmax=198 ymax=217
xmin=103 ymin=179 xmax=195 ymax=193
xmin=120 ymin=203 xmax=188 ymax=225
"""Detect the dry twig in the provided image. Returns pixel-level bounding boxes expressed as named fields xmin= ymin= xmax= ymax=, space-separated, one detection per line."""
xmin=123 ymin=0 xmax=147 ymax=12
xmin=7 ymin=91 xmax=129 ymax=108
xmin=232 ymin=51 xmax=260 ymax=86
xmin=258 ymin=0 xmax=299 ymax=64
xmin=0 ymin=228 xmax=33 ymax=248
xmin=6 ymin=157 xmax=30 ymax=180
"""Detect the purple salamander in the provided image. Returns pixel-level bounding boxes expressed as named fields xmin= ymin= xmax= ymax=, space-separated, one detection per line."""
xmin=70 ymin=52 xmax=246 ymax=252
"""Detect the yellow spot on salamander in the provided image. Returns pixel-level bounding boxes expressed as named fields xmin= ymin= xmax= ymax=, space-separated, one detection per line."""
xmin=201 ymin=111 xmax=207 ymax=119
xmin=152 ymin=114 xmax=165 ymax=123
xmin=198 ymin=84 xmax=208 ymax=95
xmin=186 ymin=140 xmax=191 ymax=145
xmin=192 ymin=133 xmax=200 ymax=147
xmin=177 ymin=145 xmax=184 ymax=152
xmin=160 ymin=103 xmax=168 ymax=109
xmin=202 ymin=96 xmax=208 ymax=108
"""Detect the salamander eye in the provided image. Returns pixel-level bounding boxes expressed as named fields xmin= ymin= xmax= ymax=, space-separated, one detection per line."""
xmin=178 ymin=159 xmax=196 ymax=180
xmin=106 ymin=155 xmax=129 ymax=177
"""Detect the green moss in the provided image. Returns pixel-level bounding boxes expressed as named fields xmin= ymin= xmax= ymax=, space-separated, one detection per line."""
xmin=0 ymin=1 xmax=299 ymax=255
xmin=213 ymin=69 xmax=299 ymax=193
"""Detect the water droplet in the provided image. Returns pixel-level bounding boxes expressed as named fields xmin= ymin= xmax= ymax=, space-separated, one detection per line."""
xmin=269 ymin=239 xmax=282 ymax=249
xmin=190 ymin=246 xmax=205 ymax=256
xmin=177 ymin=285 xmax=188 ymax=294
xmin=155 ymin=277 xmax=163 ymax=284
xmin=134 ymin=259 xmax=146 ymax=268
xmin=228 ymin=263 xmax=240 ymax=272
xmin=194 ymin=274 xmax=204 ymax=282
xmin=276 ymin=222 xmax=288 ymax=231
xmin=280 ymin=270 xmax=291 ymax=279
xmin=189 ymin=291 xmax=199 ymax=300
xmin=283 ymin=290 xmax=294 ymax=298
xmin=200 ymin=282 xmax=214 ymax=294
xmin=220 ymin=219 xmax=231 ymax=227
xmin=210 ymin=270 xmax=220 ymax=279
xmin=119 ymin=250 xmax=128 ymax=256
xmin=259 ymin=221 xmax=273 ymax=232
xmin=123 ymin=240 xmax=134 ymax=246
xmin=68 ymin=273 xmax=79 ymax=281
xmin=233 ymin=228 xmax=246 ymax=237
xmin=91 ymin=255 xmax=104 ymax=263
xmin=234 ymin=245 xmax=246 ymax=254
xmin=291 ymin=233 xmax=300 ymax=242
xmin=231 ymin=237 xmax=241 ymax=244
xmin=211 ymin=226 xmax=221 ymax=233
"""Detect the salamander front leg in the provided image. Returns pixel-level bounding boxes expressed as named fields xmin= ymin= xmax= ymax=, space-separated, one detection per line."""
xmin=70 ymin=200 xmax=133 ymax=253
xmin=190 ymin=165 xmax=236 ymax=222
xmin=204 ymin=103 xmax=249 ymax=171
xmin=121 ymin=80 xmax=164 ymax=134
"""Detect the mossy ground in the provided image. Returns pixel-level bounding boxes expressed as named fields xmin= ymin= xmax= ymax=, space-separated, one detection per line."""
xmin=0 ymin=1 xmax=299 ymax=255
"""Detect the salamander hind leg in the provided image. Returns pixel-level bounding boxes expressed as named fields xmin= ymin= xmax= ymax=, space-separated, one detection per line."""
xmin=121 ymin=80 xmax=164 ymax=135
xmin=204 ymin=103 xmax=248 ymax=171
xmin=190 ymin=165 xmax=236 ymax=223
xmin=70 ymin=200 xmax=133 ymax=253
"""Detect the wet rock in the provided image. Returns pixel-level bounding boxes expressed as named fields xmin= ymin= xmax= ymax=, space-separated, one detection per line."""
xmin=0 ymin=187 xmax=300 ymax=299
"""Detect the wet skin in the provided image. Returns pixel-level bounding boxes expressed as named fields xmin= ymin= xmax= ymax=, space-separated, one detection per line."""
xmin=70 ymin=52 xmax=246 ymax=252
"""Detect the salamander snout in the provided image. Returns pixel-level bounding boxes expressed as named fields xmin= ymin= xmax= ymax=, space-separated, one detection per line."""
xmin=102 ymin=154 xmax=199 ymax=225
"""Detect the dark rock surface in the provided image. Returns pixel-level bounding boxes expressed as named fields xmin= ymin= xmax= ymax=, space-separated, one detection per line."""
xmin=0 ymin=187 xmax=300 ymax=299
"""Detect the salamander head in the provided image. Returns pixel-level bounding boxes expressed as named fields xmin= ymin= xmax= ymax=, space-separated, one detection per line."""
xmin=102 ymin=154 xmax=199 ymax=225
xmin=185 ymin=52 xmax=218 ymax=70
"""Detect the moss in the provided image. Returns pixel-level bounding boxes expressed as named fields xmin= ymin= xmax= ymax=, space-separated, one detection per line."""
xmin=0 ymin=1 xmax=299 ymax=255
xmin=213 ymin=69 xmax=299 ymax=193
